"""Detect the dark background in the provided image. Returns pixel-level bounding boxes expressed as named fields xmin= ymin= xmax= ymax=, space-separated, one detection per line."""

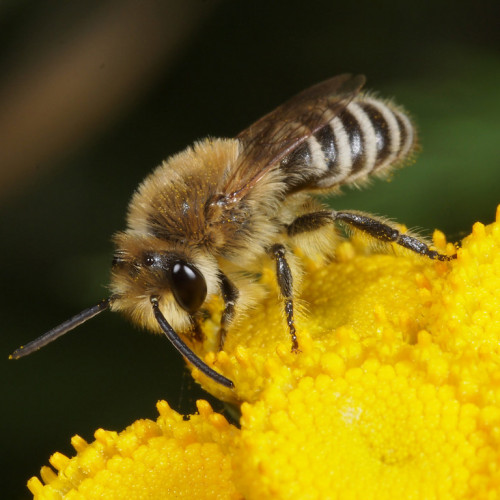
xmin=1 ymin=0 xmax=498 ymax=497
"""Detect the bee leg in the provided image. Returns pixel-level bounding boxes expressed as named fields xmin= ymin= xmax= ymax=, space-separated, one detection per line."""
xmin=288 ymin=210 xmax=455 ymax=261
xmin=332 ymin=210 xmax=456 ymax=261
xmin=191 ymin=319 xmax=205 ymax=343
xmin=218 ymin=271 xmax=239 ymax=351
xmin=287 ymin=211 xmax=333 ymax=236
xmin=268 ymin=244 xmax=299 ymax=352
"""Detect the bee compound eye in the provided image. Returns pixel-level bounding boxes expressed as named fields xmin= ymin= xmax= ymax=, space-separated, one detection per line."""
xmin=171 ymin=261 xmax=207 ymax=314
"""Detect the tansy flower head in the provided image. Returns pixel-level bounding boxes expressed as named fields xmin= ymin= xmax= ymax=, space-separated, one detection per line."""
xmin=28 ymin=207 xmax=500 ymax=499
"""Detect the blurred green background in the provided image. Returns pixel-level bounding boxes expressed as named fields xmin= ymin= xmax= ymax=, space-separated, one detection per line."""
xmin=1 ymin=0 xmax=498 ymax=497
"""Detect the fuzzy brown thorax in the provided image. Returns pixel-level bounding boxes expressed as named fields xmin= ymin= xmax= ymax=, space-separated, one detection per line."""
xmin=108 ymin=138 xmax=286 ymax=333
xmin=127 ymin=139 xmax=284 ymax=256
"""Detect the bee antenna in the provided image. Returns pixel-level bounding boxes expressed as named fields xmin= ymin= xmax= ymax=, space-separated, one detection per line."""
xmin=150 ymin=296 xmax=234 ymax=389
xmin=10 ymin=298 xmax=111 ymax=360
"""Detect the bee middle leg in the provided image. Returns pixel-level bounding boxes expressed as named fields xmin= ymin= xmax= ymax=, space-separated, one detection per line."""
xmin=268 ymin=243 xmax=299 ymax=352
xmin=287 ymin=210 xmax=456 ymax=261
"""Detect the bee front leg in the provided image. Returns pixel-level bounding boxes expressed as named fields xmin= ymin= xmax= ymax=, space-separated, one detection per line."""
xmin=268 ymin=244 xmax=299 ymax=352
xmin=218 ymin=271 xmax=239 ymax=351
xmin=190 ymin=319 xmax=205 ymax=343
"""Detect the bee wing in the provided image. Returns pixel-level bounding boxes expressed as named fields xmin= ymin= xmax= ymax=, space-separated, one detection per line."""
xmin=223 ymin=74 xmax=366 ymax=201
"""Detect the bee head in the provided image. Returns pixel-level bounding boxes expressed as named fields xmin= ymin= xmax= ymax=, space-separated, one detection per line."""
xmin=11 ymin=230 xmax=233 ymax=388
xmin=109 ymin=232 xmax=219 ymax=333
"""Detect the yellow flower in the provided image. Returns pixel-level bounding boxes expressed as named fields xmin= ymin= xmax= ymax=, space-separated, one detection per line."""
xmin=28 ymin=207 xmax=500 ymax=499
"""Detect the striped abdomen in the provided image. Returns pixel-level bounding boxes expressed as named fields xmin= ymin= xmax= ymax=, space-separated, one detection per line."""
xmin=280 ymin=96 xmax=416 ymax=191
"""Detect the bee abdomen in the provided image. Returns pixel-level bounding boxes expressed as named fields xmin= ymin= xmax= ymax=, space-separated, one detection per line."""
xmin=283 ymin=96 xmax=416 ymax=191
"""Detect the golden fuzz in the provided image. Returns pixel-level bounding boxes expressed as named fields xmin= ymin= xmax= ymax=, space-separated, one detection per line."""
xmin=28 ymin=207 xmax=500 ymax=499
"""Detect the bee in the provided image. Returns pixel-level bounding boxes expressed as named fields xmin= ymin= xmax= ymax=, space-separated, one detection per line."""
xmin=11 ymin=74 xmax=455 ymax=389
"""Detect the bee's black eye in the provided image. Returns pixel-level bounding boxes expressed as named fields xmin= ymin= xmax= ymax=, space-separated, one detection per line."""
xmin=171 ymin=261 xmax=207 ymax=314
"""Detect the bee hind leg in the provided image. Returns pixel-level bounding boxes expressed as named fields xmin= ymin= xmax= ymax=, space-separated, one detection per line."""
xmin=268 ymin=244 xmax=299 ymax=352
xmin=287 ymin=210 xmax=456 ymax=261
xmin=332 ymin=210 xmax=456 ymax=261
